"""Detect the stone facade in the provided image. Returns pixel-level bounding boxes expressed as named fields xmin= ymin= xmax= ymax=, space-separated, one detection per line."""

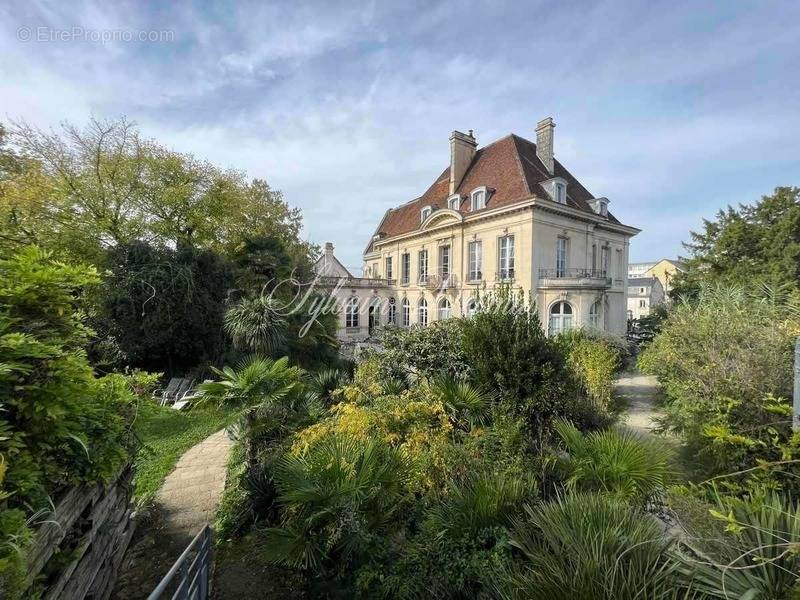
xmin=626 ymin=276 xmax=665 ymax=320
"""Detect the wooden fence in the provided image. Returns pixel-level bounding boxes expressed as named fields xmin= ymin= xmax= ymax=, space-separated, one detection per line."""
xmin=24 ymin=464 xmax=136 ymax=600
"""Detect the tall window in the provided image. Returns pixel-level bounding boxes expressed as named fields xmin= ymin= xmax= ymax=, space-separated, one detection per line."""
xmin=589 ymin=300 xmax=601 ymax=329
xmin=591 ymin=244 xmax=597 ymax=271
xmin=345 ymin=297 xmax=359 ymax=329
xmin=471 ymin=189 xmax=486 ymax=211
xmin=401 ymin=298 xmax=410 ymax=327
xmin=600 ymin=246 xmax=609 ymax=275
xmin=418 ymin=298 xmax=428 ymax=326
xmin=385 ymin=256 xmax=393 ymax=280
xmin=499 ymin=235 xmax=515 ymax=279
xmin=388 ymin=297 xmax=396 ymax=324
xmin=555 ymin=182 xmax=566 ymax=204
xmin=466 ymin=299 xmax=478 ymax=317
xmin=548 ymin=301 xmax=573 ymax=335
xmin=439 ymin=245 xmax=450 ymax=276
xmin=438 ymin=298 xmax=451 ymax=320
xmin=401 ymin=253 xmax=410 ymax=285
xmin=418 ymin=249 xmax=428 ymax=283
xmin=468 ymin=240 xmax=482 ymax=281
xmin=639 ymin=299 xmax=647 ymax=308
xmin=556 ymin=237 xmax=568 ymax=277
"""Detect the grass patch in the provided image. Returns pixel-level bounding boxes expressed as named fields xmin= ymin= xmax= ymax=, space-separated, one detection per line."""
xmin=133 ymin=400 xmax=237 ymax=506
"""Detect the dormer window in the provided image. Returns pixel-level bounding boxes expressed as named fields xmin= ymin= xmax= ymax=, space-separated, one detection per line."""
xmin=471 ymin=187 xmax=489 ymax=211
xmin=555 ymin=182 xmax=566 ymax=204
xmin=421 ymin=205 xmax=432 ymax=222
xmin=447 ymin=194 xmax=461 ymax=211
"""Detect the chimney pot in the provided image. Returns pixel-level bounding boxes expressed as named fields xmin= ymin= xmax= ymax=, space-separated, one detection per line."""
xmin=324 ymin=242 xmax=334 ymax=255
xmin=535 ymin=117 xmax=555 ymax=175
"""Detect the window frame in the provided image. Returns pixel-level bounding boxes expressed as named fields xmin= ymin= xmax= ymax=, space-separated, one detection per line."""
xmin=555 ymin=182 xmax=566 ymax=204
xmin=498 ymin=234 xmax=515 ymax=280
xmin=471 ymin=187 xmax=487 ymax=211
xmin=438 ymin=245 xmax=450 ymax=277
xmin=418 ymin=298 xmax=428 ymax=326
xmin=401 ymin=252 xmax=410 ymax=285
xmin=556 ymin=237 xmax=568 ymax=277
xmin=468 ymin=240 xmax=482 ymax=281
xmin=447 ymin=194 xmax=461 ymax=211
xmin=388 ymin=297 xmax=396 ymax=324
xmin=418 ymin=249 xmax=428 ymax=283
xmin=421 ymin=205 xmax=432 ymax=222
xmin=345 ymin=297 xmax=360 ymax=329
xmin=385 ymin=256 xmax=393 ymax=281
xmin=438 ymin=298 xmax=451 ymax=320
xmin=401 ymin=298 xmax=410 ymax=327
xmin=548 ymin=301 xmax=573 ymax=336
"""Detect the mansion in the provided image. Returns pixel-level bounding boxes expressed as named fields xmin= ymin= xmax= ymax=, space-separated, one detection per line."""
xmin=314 ymin=118 xmax=640 ymax=339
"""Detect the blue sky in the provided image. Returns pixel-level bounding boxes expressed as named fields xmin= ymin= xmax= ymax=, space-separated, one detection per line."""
xmin=2 ymin=1 xmax=799 ymax=272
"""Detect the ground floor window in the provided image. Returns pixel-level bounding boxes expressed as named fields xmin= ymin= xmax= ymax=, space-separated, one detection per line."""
xmin=418 ymin=298 xmax=428 ymax=326
xmin=589 ymin=300 xmax=601 ymax=329
xmin=345 ymin=297 xmax=359 ymax=328
xmin=401 ymin=298 xmax=410 ymax=327
xmin=438 ymin=298 xmax=451 ymax=320
xmin=388 ymin=297 xmax=396 ymax=324
xmin=548 ymin=301 xmax=573 ymax=335
xmin=466 ymin=299 xmax=477 ymax=317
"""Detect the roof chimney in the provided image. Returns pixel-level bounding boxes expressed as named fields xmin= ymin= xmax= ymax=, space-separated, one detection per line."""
xmin=535 ymin=117 xmax=555 ymax=175
xmin=324 ymin=241 xmax=334 ymax=255
xmin=449 ymin=130 xmax=477 ymax=195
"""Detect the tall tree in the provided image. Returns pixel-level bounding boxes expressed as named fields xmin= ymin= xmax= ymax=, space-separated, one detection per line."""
xmin=673 ymin=186 xmax=800 ymax=296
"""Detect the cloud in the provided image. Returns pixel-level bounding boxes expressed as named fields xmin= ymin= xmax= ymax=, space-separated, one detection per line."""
xmin=1 ymin=0 xmax=799 ymax=269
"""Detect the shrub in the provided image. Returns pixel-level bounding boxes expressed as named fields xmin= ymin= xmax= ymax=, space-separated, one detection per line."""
xmin=674 ymin=492 xmax=800 ymax=599
xmin=379 ymin=318 xmax=469 ymax=379
xmin=554 ymin=420 xmax=673 ymax=505
xmin=502 ymin=493 xmax=681 ymax=600
xmin=638 ymin=285 xmax=800 ymax=490
xmin=556 ymin=329 xmax=625 ymax=410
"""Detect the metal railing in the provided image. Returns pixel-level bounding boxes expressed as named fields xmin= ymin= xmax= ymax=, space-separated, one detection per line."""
xmin=425 ymin=273 xmax=458 ymax=290
xmin=148 ymin=526 xmax=212 ymax=600
xmin=539 ymin=268 xmax=608 ymax=279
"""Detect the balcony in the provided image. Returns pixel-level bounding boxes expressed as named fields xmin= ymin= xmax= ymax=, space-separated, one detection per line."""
xmin=494 ymin=269 xmax=515 ymax=283
xmin=537 ymin=268 xmax=611 ymax=290
xmin=425 ymin=272 xmax=458 ymax=291
xmin=316 ymin=276 xmax=394 ymax=289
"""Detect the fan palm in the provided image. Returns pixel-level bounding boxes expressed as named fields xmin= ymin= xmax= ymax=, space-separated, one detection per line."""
xmin=554 ymin=420 xmax=673 ymax=505
xmin=198 ymin=356 xmax=305 ymax=468
xmin=306 ymin=368 xmax=348 ymax=405
xmin=224 ymin=295 xmax=287 ymax=355
xmin=428 ymin=376 xmax=492 ymax=430
xmin=262 ymin=435 xmax=409 ymax=571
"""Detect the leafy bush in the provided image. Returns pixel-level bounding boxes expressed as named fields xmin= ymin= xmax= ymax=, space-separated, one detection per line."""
xmin=380 ymin=318 xmax=469 ymax=379
xmin=554 ymin=420 xmax=673 ymax=505
xmin=502 ymin=493 xmax=681 ymax=600
xmin=674 ymin=492 xmax=800 ymax=599
xmin=555 ymin=329 xmax=625 ymax=410
xmin=638 ymin=285 xmax=800 ymax=490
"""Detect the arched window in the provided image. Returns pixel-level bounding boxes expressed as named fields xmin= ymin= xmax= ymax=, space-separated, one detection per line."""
xmin=438 ymin=298 xmax=451 ymax=320
xmin=388 ymin=297 xmax=396 ymax=325
xmin=421 ymin=205 xmax=432 ymax=222
xmin=466 ymin=299 xmax=478 ymax=317
xmin=548 ymin=301 xmax=573 ymax=335
xmin=401 ymin=298 xmax=410 ymax=327
xmin=345 ymin=297 xmax=359 ymax=329
xmin=418 ymin=298 xmax=428 ymax=326
xmin=589 ymin=300 xmax=601 ymax=329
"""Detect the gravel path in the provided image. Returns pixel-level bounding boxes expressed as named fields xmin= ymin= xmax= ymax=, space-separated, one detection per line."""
xmin=615 ymin=371 xmax=663 ymax=433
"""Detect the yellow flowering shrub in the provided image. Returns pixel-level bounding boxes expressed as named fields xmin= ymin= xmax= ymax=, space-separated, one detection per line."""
xmin=292 ymin=387 xmax=455 ymax=493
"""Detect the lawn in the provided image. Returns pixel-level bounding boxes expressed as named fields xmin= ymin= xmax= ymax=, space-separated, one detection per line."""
xmin=132 ymin=401 xmax=237 ymax=506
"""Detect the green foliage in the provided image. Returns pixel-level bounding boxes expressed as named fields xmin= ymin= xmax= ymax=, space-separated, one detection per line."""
xmin=673 ymin=186 xmax=800 ymax=296
xmin=503 ymin=494 xmax=680 ymax=600
xmin=638 ymin=285 xmax=800 ymax=490
xmin=555 ymin=328 xmax=625 ymax=410
xmin=262 ymin=435 xmax=409 ymax=574
xmin=225 ymin=295 xmax=287 ymax=356
xmin=0 ymin=509 xmax=31 ymax=600
xmin=675 ymin=492 xmax=800 ymax=599
xmin=554 ymin=420 xmax=673 ymax=505
xmin=428 ymin=376 xmax=492 ymax=431
xmin=97 ymin=241 xmax=233 ymax=372
xmin=380 ymin=318 xmax=470 ymax=378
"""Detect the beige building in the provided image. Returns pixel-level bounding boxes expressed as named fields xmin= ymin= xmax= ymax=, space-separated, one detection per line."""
xmin=320 ymin=118 xmax=640 ymax=339
xmin=628 ymin=258 xmax=685 ymax=295
xmin=626 ymin=276 xmax=665 ymax=321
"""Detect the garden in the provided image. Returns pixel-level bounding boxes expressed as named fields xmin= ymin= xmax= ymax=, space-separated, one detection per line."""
xmin=1 ymin=116 xmax=798 ymax=599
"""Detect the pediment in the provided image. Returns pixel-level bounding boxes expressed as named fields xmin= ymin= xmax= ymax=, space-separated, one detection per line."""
xmin=420 ymin=208 xmax=463 ymax=230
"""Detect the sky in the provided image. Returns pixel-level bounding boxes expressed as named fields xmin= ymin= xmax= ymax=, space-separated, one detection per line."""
xmin=2 ymin=1 xmax=799 ymax=273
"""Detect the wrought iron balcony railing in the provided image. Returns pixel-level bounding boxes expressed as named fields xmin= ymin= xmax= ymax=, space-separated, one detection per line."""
xmin=538 ymin=268 xmax=611 ymax=289
xmin=539 ymin=268 xmax=608 ymax=279
xmin=425 ymin=273 xmax=458 ymax=290
xmin=495 ymin=269 xmax=515 ymax=282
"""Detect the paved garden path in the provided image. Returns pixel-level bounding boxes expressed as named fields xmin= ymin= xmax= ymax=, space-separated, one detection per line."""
xmin=615 ymin=371 xmax=662 ymax=433
xmin=112 ymin=429 xmax=233 ymax=599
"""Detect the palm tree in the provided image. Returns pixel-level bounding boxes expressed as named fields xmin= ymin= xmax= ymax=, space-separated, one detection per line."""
xmin=198 ymin=356 xmax=305 ymax=469
xmin=554 ymin=420 xmax=673 ymax=505
xmin=428 ymin=376 xmax=492 ymax=431
xmin=224 ymin=295 xmax=287 ymax=355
